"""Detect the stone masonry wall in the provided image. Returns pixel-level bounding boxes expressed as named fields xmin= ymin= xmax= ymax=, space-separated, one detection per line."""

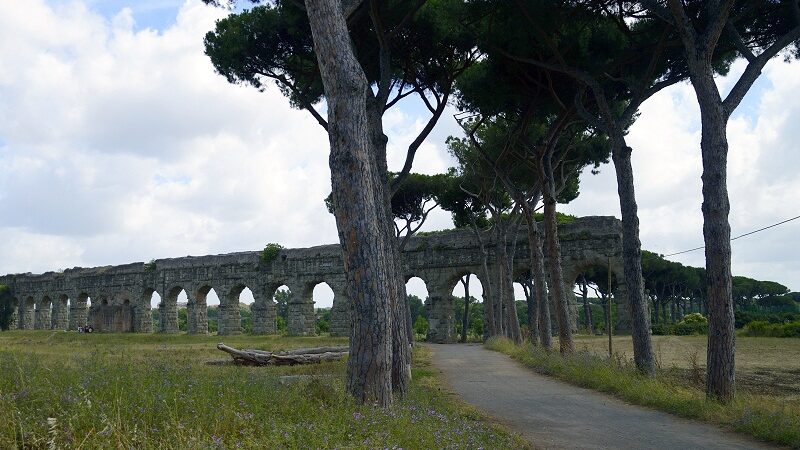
xmin=1 ymin=216 xmax=624 ymax=341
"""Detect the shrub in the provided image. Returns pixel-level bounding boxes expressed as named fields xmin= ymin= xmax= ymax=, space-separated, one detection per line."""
xmin=413 ymin=315 xmax=429 ymax=338
xmin=260 ymin=243 xmax=284 ymax=265
xmin=744 ymin=320 xmax=800 ymax=338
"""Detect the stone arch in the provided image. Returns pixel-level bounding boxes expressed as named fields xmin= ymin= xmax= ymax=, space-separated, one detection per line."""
xmin=409 ymin=272 xmax=458 ymax=343
xmin=326 ymin=279 xmax=349 ymax=337
xmin=251 ymin=282 xmax=278 ymax=335
xmin=159 ymin=285 xmax=184 ymax=333
xmin=213 ymin=284 xmax=241 ymax=336
xmin=52 ymin=294 xmax=70 ymax=330
xmin=131 ymin=288 xmax=155 ymax=333
xmin=35 ymin=295 xmax=53 ymax=330
xmin=8 ymin=298 xmax=18 ymax=330
xmin=20 ymin=296 xmax=35 ymax=330
xmin=69 ymin=292 xmax=90 ymax=330
xmin=285 ymin=280 xmax=317 ymax=336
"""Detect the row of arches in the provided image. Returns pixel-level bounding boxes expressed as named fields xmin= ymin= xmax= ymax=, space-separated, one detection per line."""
xmin=9 ymin=260 xmax=624 ymax=340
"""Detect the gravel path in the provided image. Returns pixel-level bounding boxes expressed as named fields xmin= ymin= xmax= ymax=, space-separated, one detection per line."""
xmin=429 ymin=343 xmax=775 ymax=450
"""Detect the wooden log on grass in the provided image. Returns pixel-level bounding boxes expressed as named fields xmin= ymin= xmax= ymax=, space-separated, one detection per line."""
xmin=216 ymin=343 xmax=348 ymax=366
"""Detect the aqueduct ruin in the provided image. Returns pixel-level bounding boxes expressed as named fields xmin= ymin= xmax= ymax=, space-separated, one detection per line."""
xmin=1 ymin=216 xmax=627 ymax=342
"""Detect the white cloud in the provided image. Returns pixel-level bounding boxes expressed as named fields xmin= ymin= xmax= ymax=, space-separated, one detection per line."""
xmin=562 ymin=60 xmax=800 ymax=291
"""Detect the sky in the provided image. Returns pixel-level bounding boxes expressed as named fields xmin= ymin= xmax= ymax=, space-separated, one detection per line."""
xmin=1 ymin=1 xmax=799 ymax=309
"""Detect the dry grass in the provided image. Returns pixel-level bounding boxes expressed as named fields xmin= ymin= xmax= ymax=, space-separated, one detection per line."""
xmin=572 ymin=335 xmax=800 ymax=399
xmin=0 ymin=331 xmax=527 ymax=449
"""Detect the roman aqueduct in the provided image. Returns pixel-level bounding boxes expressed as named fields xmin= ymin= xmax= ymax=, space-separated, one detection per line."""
xmin=1 ymin=216 xmax=628 ymax=342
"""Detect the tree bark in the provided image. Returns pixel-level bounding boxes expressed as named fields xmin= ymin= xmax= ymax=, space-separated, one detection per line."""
xmin=366 ymin=99 xmax=412 ymax=397
xmin=306 ymin=0 xmax=394 ymax=406
xmin=540 ymin=165 xmax=573 ymax=354
xmin=528 ymin=218 xmax=552 ymax=349
xmin=694 ymin=73 xmax=735 ymax=401
xmin=594 ymin=97 xmax=656 ymax=374
xmin=460 ymin=276 xmax=470 ymax=343
xmin=581 ymin=275 xmax=596 ymax=335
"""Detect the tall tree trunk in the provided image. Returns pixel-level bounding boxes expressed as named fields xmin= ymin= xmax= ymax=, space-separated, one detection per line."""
xmin=581 ymin=275 xmax=596 ymax=335
xmin=694 ymin=74 xmax=735 ymax=401
xmin=492 ymin=219 xmax=507 ymax=337
xmin=460 ymin=276 xmax=470 ymax=343
xmin=306 ymin=0 xmax=393 ymax=406
xmin=541 ymin=188 xmax=573 ymax=354
xmin=608 ymin=136 xmax=655 ymax=374
xmin=472 ymin=223 xmax=496 ymax=340
xmin=521 ymin=279 xmax=539 ymax=344
xmin=523 ymin=199 xmax=551 ymax=348
xmin=366 ymin=100 xmax=411 ymax=397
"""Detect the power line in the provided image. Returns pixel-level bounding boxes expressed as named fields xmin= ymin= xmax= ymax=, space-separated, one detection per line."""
xmin=663 ymin=214 xmax=800 ymax=257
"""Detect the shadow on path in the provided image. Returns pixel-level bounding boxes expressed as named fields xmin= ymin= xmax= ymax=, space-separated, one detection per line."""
xmin=429 ymin=343 xmax=775 ymax=450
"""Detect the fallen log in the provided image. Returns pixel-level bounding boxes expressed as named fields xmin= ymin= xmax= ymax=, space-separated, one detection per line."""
xmin=216 ymin=343 xmax=348 ymax=366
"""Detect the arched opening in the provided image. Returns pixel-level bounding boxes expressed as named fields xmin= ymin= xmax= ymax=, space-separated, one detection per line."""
xmin=405 ymin=276 xmax=429 ymax=339
xmin=186 ymin=285 xmax=213 ymax=335
xmin=272 ymin=285 xmax=292 ymax=333
xmin=149 ymin=291 xmax=161 ymax=331
xmin=312 ymin=282 xmax=334 ymax=334
xmin=450 ymin=274 xmax=484 ymax=342
xmin=236 ymin=286 xmax=254 ymax=334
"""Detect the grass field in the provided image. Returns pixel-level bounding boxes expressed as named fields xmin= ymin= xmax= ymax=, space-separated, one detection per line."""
xmin=0 ymin=331 xmax=527 ymax=449
xmin=572 ymin=334 xmax=800 ymax=399
xmin=487 ymin=335 xmax=800 ymax=448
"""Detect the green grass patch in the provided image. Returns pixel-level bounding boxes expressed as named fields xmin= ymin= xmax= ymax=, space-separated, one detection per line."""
xmin=0 ymin=331 xmax=525 ymax=449
xmin=485 ymin=336 xmax=800 ymax=449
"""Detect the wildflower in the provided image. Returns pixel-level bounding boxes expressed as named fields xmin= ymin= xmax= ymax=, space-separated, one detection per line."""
xmin=352 ymin=412 xmax=362 ymax=421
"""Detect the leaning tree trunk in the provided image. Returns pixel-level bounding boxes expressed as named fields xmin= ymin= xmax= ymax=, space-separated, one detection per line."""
xmin=540 ymin=161 xmax=573 ymax=355
xmin=609 ymin=133 xmax=655 ymax=375
xmin=530 ymin=218 xmax=552 ymax=349
xmin=499 ymin=225 xmax=522 ymax=344
xmin=306 ymin=0 xmax=393 ymax=406
xmin=694 ymin=74 xmax=735 ymax=401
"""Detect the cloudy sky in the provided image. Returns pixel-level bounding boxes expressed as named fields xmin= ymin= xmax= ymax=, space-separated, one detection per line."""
xmin=1 ymin=1 xmax=798 ymax=308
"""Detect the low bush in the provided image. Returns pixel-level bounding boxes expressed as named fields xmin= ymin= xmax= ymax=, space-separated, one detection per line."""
xmin=650 ymin=313 xmax=708 ymax=336
xmin=743 ymin=320 xmax=800 ymax=338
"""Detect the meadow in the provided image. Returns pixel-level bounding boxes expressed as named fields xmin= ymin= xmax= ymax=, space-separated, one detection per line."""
xmin=487 ymin=335 xmax=800 ymax=448
xmin=0 ymin=331 xmax=527 ymax=449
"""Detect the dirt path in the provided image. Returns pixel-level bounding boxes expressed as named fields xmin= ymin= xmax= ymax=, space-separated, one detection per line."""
xmin=429 ymin=343 xmax=774 ymax=450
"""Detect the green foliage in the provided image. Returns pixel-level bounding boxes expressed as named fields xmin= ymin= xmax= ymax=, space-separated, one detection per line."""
xmin=652 ymin=313 xmax=708 ymax=336
xmin=407 ymin=295 xmax=425 ymax=324
xmin=743 ymin=321 xmax=800 ymax=338
xmin=0 ymin=286 xmax=14 ymax=331
xmin=273 ymin=288 xmax=291 ymax=322
xmin=486 ymin=337 xmax=800 ymax=448
xmin=260 ymin=243 xmax=284 ymax=265
xmin=453 ymin=296 xmax=484 ymax=341
xmin=143 ymin=259 xmax=156 ymax=273
xmin=316 ymin=308 xmax=331 ymax=334
xmin=735 ymin=310 xmax=799 ymax=328
xmin=413 ymin=315 xmax=429 ymax=339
